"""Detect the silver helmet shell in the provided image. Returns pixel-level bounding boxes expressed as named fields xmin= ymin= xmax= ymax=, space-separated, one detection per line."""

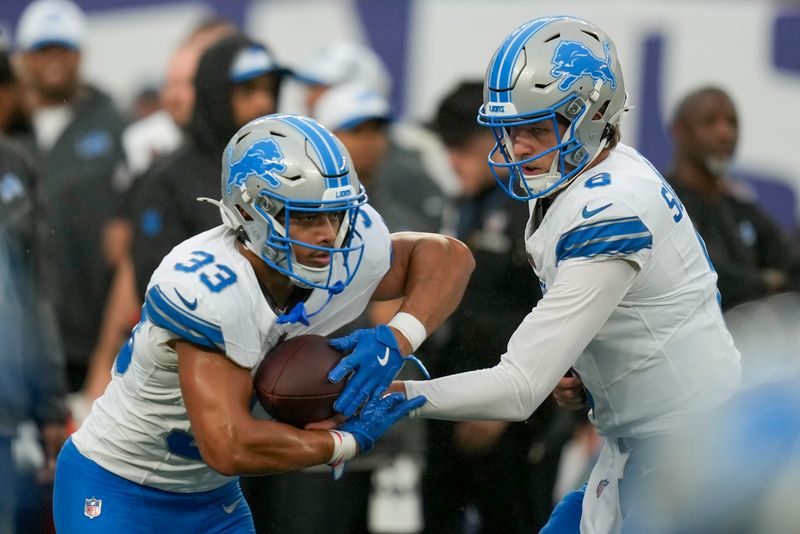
xmin=478 ymin=16 xmax=627 ymax=200
xmin=218 ymin=113 xmax=367 ymax=292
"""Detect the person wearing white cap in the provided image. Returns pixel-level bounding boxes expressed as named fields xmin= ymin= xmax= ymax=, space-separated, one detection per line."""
xmin=314 ymin=81 xmax=451 ymax=235
xmin=13 ymin=0 xmax=129 ymax=399
xmin=16 ymin=0 xmax=87 ymax=52
xmin=314 ymin=82 xmax=392 ymax=190
xmin=296 ymin=41 xmax=392 ymax=115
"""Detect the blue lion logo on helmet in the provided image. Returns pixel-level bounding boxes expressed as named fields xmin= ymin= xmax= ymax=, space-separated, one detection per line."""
xmin=225 ymin=138 xmax=287 ymax=193
xmin=550 ymin=40 xmax=617 ymax=92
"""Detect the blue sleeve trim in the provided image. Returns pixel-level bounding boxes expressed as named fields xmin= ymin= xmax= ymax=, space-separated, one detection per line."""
xmin=556 ymin=216 xmax=652 ymax=264
xmin=144 ymin=284 xmax=225 ymax=351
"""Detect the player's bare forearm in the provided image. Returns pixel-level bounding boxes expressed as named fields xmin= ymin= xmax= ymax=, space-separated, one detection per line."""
xmin=177 ymin=341 xmax=334 ymax=475
xmin=373 ymin=232 xmax=474 ymax=352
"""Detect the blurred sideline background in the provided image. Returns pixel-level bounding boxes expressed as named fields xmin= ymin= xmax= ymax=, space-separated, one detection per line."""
xmin=1 ymin=0 xmax=799 ymax=232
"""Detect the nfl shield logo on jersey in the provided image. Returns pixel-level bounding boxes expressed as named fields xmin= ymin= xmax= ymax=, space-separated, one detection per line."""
xmin=84 ymin=497 xmax=102 ymax=519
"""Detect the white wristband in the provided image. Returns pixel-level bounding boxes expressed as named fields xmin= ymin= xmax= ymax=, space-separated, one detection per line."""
xmin=387 ymin=312 xmax=428 ymax=353
xmin=328 ymin=430 xmax=358 ymax=466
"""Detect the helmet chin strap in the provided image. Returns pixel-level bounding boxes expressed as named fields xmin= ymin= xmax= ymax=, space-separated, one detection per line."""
xmin=274 ymin=221 xmax=358 ymax=326
xmin=276 ymin=281 xmax=346 ymax=326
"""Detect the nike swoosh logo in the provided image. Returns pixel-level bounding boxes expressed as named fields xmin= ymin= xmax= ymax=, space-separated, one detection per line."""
xmin=174 ymin=289 xmax=198 ymax=310
xmin=222 ymin=498 xmax=240 ymax=514
xmin=581 ymin=203 xmax=613 ymax=219
xmin=377 ymin=347 xmax=390 ymax=367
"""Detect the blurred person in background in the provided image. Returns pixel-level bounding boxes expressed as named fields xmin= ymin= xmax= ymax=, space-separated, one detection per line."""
xmin=296 ymin=41 xmax=392 ymax=114
xmin=668 ymin=86 xmax=800 ymax=310
xmin=122 ymin=16 xmax=237 ymax=180
xmin=315 ymin=82 xmax=444 ymax=233
xmin=390 ymin=17 xmax=742 ymax=534
xmin=420 ymin=80 xmax=572 ymax=533
xmin=129 ymin=84 xmax=160 ymax=121
xmin=13 ymin=0 xmax=128 ymax=395
xmin=300 ymin=41 xmax=457 ymax=235
xmin=128 ymin=33 xmax=286 ymax=299
xmin=79 ymin=17 xmax=237 ymax=408
xmin=0 ymin=29 xmax=30 ymax=137
xmin=0 ymin=46 xmax=68 ymax=534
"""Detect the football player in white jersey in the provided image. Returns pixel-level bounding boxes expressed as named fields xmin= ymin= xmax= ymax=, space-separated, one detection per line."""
xmin=52 ymin=114 xmax=473 ymax=533
xmin=387 ymin=17 xmax=741 ymax=534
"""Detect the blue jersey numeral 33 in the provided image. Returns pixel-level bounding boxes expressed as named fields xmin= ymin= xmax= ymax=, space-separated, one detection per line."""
xmin=175 ymin=251 xmax=237 ymax=292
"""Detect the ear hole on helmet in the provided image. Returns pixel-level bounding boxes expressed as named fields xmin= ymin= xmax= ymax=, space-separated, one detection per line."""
xmin=593 ymin=100 xmax=611 ymax=121
xmin=581 ymin=30 xmax=600 ymax=42
xmin=236 ymin=205 xmax=253 ymax=221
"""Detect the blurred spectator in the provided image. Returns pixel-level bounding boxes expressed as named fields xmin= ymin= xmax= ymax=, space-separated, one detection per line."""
xmin=128 ymin=33 xmax=285 ymax=298
xmin=668 ymin=86 xmax=800 ymax=310
xmin=122 ymin=17 xmax=237 ymax=184
xmin=0 ymin=45 xmax=30 ymax=136
xmin=12 ymin=0 xmax=129 ymax=394
xmin=130 ymin=84 xmax=160 ymax=121
xmin=315 ymin=82 xmax=441 ymax=233
xmin=296 ymin=41 xmax=392 ymax=114
xmin=79 ymin=18 xmax=237 ymax=408
xmin=299 ymin=41 xmax=457 ymax=234
xmin=419 ymin=80 xmax=570 ymax=533
xmin=1 ymin=49 xmax=68 ymax=534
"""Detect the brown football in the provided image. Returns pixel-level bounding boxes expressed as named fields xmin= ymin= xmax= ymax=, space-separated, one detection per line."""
xmin=253 ymin=334 xmax=345 ymax=428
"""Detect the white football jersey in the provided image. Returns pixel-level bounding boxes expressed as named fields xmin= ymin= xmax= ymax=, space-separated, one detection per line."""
xmin=526 ymin=144 xmax=740 ymax=438
xmin=72 ymin=204 xmax=392 ymax=492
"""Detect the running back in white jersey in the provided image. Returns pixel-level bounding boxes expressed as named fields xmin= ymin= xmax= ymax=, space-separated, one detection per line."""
xmin=525 ymin=144 xmax=741 ymax=438
xmin=72 ymin=204 xmax=392 ymax=492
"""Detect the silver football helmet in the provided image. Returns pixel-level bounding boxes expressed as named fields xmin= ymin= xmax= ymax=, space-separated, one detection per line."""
xmin=216 ymin=113 xmax=367 ymax=293
xmin=478 ymin=16 xmax=627 ymax=200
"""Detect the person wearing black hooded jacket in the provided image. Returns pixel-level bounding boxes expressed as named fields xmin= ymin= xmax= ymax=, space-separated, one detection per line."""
xmin=128 ymin=33 xmax=285 ymax=297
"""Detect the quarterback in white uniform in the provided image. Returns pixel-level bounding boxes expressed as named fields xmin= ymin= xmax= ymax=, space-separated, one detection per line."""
xmin=396 ymin=17 xmax=741 ymax=534
xmin=53 ymin=114 xmax=473 ymax=533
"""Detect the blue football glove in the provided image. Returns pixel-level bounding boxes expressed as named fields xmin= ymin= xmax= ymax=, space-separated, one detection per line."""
xmin=329 ymin=325 xmax=429 ymax=417
xmin=339 ymin=393 xmax=427 ymax=453
xmin=539 ymin=483 xmax=585 ymax=534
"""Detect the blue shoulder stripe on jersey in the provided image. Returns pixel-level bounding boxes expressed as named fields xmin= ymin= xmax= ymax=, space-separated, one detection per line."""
xmin=144 ymin=284 xmax=225 ymax=351
xmin=556 ymin=216 xmax=652 ymax=263
xmin=272 ymin=115 xmax=349 ymax=186
xmin=558 ymin=236 xmax=653 ymax=263
xmin=488 ymin=16 xmax=566 ymax=104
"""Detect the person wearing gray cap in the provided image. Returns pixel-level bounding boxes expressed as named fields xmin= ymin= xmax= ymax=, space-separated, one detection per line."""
xmin=13 ymin=0 xmax=129 ymax=396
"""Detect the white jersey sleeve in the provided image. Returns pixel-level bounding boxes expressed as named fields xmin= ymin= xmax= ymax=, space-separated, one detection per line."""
xmin=406 ymin=259 xmax=636 ymax=421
